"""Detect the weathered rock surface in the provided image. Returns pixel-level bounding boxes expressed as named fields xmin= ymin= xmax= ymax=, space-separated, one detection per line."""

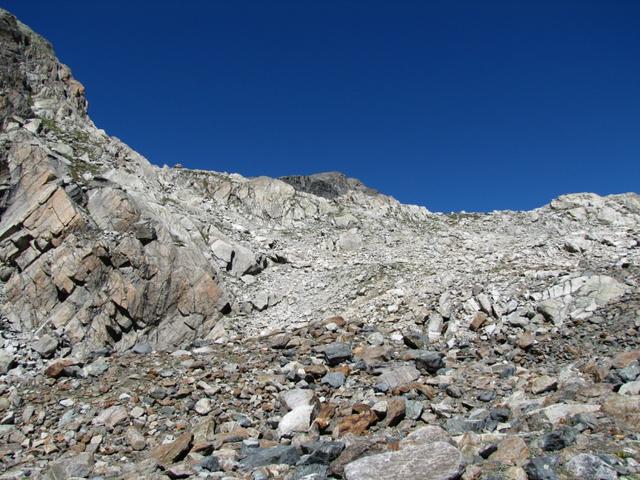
xmin=343 ymin=441 xmax=463 ymax=480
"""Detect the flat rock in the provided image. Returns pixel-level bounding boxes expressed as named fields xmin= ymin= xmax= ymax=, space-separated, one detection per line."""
xmin=399 ymin=426 xmax=452 ymax=448
xmin=489 ymin=437 xmax=530 ymax=466
xmin=93 ymin=405 xmax=129 ymax=428
xmin=282 ymin=388 xmax=316 ymax=410
xmin=32 ymin=334 xmax=59 ymax=358
xmin=151 ymin=431 xmax=193 ymax=467
xmin=564 ymin=453 xmax=617 ymax=480
xmin=126 ymin=426 xmax=146 ymax=451
xmin=278 ymin=404 xmax=314 ymax=438
xmin=324 ymin=342 xmax=353 ymax=366
xmin=343 ymin=441 xmax=463 ymax=480
xmin=47 ymin=453 xmax=93 ymax=480
xmin=44 ymin=358 xmax=80 ymax=378
xmin=530 ymin=375 xmax=558 ymax=394
xmin=377 ymin=364 xmax=420 ymax=390
xmin=0 ymin=350 xmax=15 ymax=374
xmin=239 ymin=445 xmax=300 ymax=469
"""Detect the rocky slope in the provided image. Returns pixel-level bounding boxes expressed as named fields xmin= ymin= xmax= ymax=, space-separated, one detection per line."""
xmin=0 ymin=8 xmax=639 ymax=480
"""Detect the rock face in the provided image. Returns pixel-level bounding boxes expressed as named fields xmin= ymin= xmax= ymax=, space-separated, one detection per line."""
xmin=0 ymin=7 xmax=640 ymax=480
xmin=0 ymin=9 xmax=228 ymax=355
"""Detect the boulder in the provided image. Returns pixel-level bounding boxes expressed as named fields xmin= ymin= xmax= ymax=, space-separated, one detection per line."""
xmin=343 ymin=441 xmax=463 ymax=480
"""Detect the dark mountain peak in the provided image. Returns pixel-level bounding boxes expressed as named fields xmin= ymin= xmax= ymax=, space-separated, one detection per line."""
xmin=279 ymin=171 xmax=378 ymax=200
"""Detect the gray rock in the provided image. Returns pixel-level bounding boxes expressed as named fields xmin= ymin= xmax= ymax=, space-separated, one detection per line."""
xmin=403 ymin=331 xmax=428 ymax=349
xmin=200 ymin=455 xmax=221 ymax=472
xmin=343 ymin=441 xmax=463 ymax=480
xmin=47 ymin=453 xmax=93 ymax=479
xmin=405 ymin=400 xmax=424 ymax=420
xmin=132 ymin=342 xmax=153 ymax=354
xmin=377 ymin=364 xmax=420 ymax=390
xmin=32 ymin=334 xmax=59 ymax=358
xmin=524 ymin=456 xmax=559 ymax=480
xmin=125 ymin=426 xmax=146 ymax=451
xmin=322 ymin=371 xmax=346 ymax=388
xmin=290 ymin=464 xmax=329 ymax=480
xmin=399 ymin=426 xmax=452 ymax=448
xmin=92 ymin=405 xmax=128 ymax=428
xmin=540 ymin=427 xmax=576 ymax=451
xmin=0 ymin=350 xmax=15 ymax=374
xmin=406 ymin=350 xmax=445 ymax=374
xmin=618 ymin=362 xmax=640 ymax=382
xmin=324 ymin=343 xmax=352 ymax=366
xmin=239 ymin=445 xmax=300 ymax=469
xmin=301 ymin=441 xmax=345 ymax=465
xmin=564 ymin=453 xmax=617 ymax=480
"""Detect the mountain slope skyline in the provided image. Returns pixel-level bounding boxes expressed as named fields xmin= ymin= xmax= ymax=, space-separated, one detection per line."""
xmin=2 ymin=0 xmax=639 ymax=212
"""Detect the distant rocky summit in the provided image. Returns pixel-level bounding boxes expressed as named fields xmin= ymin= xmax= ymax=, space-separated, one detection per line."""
xmin=279 ymin=172 xmax=378 ymax=200
xmin=0 ymin=8 xmax=639 ymax=480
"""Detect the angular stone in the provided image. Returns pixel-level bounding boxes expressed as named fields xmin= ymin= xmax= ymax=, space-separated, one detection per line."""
xmin=282 ymin=388 xmax=316 ymax=411
xmin=385 ymin=397 xmax=406 ymax=427
xmin=469 ymin=312 xmax=487 ymax=331
xmin=92 ymin=405 xmax=129 ymax=429
xmin=44 ymin=358 xmax=80 ymax=378
xmin=32 ymin=334 xmax=59 ymax=358
xmin=344 ymin=441 xmax=463 ymax=480
xmin=324 ymin=342 xmax=352 ymax=366
xmin=301 ymin=441 xmax=345 ymax=465
xmin=194 ymin=398 xmax=212 ymax=415
xmin=405 ymin=350 xmax=445 ymax=374
xmin=322 ymin=371 xmax=346 ymax=388
xmin=126 ymin=426 xmax=146 ymax=451
xmin=0 ymin=350 xmax=15 ymax=374
xmin=399 ymin=426 xmax=451 ymax=448
xmin=377 ymin=364 xmax=420 ymax=390
xmin=403 ymin=331 xmax=428 ymax=349
xmin=565 ymin=453 xmax=617 ymax=480
xmin=530 ymin=375 xmax=558 ymax=394
xmin=540 ymin=427 xmax=576 ymax=451
xmin=239 ymin=445 xmax=300 ymax=469
xmin=47 ymin=452 xmax=93 ymax=480
xmin=151 ymin=431 xmax=193 ymax=467
xmin=278 ymin=404 xmax=314 ymax=438
xmin=489 ymin=437 xmax=530 ymax=466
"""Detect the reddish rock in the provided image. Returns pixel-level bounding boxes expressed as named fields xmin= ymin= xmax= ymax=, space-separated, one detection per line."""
xmin=469 ymin=312 xmax=488 ymax=331
xmin=44 ymin=358 xmax=80 ymax=378
xmin=385 ymin=397 xmax=406 ymax=427
xmin=151 ymin=432 xmax=193 ymax=467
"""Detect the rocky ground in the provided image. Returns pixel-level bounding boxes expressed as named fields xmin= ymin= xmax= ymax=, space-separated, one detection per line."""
xmin=1 ymin=7 xmax=639 ymax=480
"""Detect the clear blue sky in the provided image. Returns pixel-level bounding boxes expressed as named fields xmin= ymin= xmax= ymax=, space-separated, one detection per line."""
xmin=3 ymin=1 xmax=639 ymax=212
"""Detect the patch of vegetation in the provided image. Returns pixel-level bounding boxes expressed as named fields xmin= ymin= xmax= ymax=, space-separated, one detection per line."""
xmin=160 ymin=196 xmax=179 ymax=206
xmin=40 ymin=117 xmax=62 ymax=134
xmin=69 ymin=157 xmax=101 ymax=183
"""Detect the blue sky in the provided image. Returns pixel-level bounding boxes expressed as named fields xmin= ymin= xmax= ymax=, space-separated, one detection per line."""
xmin=3 ymin=1 xmax=639 ymax=211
